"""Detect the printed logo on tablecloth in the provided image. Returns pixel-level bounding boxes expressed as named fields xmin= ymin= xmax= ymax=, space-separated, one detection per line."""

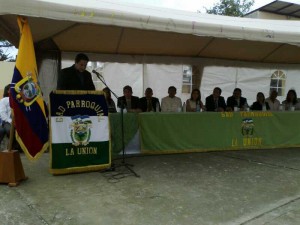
xmin=241 ymin=118 xmax=254 ymax=137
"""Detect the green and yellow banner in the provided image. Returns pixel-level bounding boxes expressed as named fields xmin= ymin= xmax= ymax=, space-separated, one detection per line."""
xmin=139 ymin=111 xmax=300 ymax=154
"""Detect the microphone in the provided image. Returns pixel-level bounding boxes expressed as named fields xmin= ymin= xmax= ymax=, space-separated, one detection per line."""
xmin=92 ymin=70 xmax=103 ymax=80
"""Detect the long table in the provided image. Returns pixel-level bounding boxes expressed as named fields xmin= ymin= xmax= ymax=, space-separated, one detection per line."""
xmin=110 ymin=111 xmax=300 ymax=157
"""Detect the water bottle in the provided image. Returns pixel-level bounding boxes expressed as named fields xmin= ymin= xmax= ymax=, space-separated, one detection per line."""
xmin=182 ymin=102 xmax=186 ymax=112
xmin=156 ymin=102 xmax=160 ymax=112
xmin=196 ymin=102 xmax=200 ymax=112
xmin=262 ymin=104 xmax=266 ymax=111
xmin=243 ymin=103 xmax=249 ymax=111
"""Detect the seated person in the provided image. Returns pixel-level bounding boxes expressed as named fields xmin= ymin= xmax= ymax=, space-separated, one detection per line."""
xmin=205 ymin=87 xmax=226 ymax=112
xmin=282 ymin=89 xmax=300 ymax=110
xmin=103 ymin=87 xmax=116 ymax=113
xmin=265 ymin=90 xmax=280 ymax=111
xmin=0 ymin=84 xmax=11 ymax=146
xmin=226 ymin=88 xmax=247 ymax=111
xmin=140 ymin=87 xmax=160 ymax=112
xmin=117 ymin=85 xmax=141 ymax=112
xmin=250 ymin=92 xmax=270 ymax=111
xmin=161 ymin=86 xmax=182 ymax=112
xmin=186 ymin=88 xmax=204 ymax=112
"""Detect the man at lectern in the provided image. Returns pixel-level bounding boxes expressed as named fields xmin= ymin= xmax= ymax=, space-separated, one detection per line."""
xmin=56 ymin=53 xmax=95 ymax=91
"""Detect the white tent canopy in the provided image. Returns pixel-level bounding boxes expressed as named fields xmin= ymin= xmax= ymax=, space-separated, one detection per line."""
xmin=1 ymin=0 xmax=300 ymax=63
xmin=1 ymin=0 xmax=300 ymax=106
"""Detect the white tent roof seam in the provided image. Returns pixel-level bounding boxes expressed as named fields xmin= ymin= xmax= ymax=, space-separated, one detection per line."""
xmin=1 ymin=0 xmax=300 ymax=46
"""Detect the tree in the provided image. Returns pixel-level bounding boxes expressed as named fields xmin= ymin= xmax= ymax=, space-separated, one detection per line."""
xmin=206 ymin=0 xmax=254 ymax=17
xmin=0 ymin=38 xmax=16 ymax=61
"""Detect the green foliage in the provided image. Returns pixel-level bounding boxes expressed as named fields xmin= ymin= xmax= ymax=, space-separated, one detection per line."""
xmin=206 ymin=0 xmax=254 ymax=17
xmin=0 ymin=49 xmax=9 ymax=61
xmin=0 ymin=39 xmax=15 ymax=61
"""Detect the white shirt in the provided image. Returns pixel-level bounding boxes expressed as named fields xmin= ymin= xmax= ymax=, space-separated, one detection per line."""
xmin=265 ymin=97 xmax=280 ymax=111
xmin=0 ymin=97 xmax=12 ymax=124
xmin=161 ymin=96 xmax=182 ymax=112
xmin=282 ymin=100 xmax=300 ymax=110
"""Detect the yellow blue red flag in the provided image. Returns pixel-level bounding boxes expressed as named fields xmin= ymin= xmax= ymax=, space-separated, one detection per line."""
xmin=10 ymin=17 xmax=49 ymax=160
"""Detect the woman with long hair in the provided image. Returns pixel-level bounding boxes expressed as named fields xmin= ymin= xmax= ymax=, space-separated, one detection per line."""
xmin=186 ymin=88 xmax=204 ymax=112
xmin=282 ymin=89 xmax=299 ymax=110
xmin=103 ymin=87 xmax=117 ymax=113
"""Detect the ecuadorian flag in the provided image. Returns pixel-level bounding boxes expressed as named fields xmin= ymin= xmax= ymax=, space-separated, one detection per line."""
xmin=10 ymin=17 xmax=49 ymax=160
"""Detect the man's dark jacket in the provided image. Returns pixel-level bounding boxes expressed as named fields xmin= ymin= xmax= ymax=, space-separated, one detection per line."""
xmin=117 ymin=96 xmax=141 ymax=110
xmin=56 ymin=65 xmax=95 ymax=90
xmin=139 ymin=97 xmax=160 ymax=112
xmin=205 ymin=95 xmax=226 ymax=112
xmin=226 ymin=96 xmax=247 ymax=110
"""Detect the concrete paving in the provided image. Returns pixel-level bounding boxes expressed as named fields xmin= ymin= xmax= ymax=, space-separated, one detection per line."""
xmin=1 ymin=148 xmax=300 ymax=225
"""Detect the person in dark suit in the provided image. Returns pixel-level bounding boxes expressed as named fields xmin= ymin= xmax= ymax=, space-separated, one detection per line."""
xmin=139 ymin=87 xmax=160 ymax=112
xmin=226 ymin=88 xmax=248 ymax=111
xmin=205 ymin=87 xmax=226 ymax=112
xmin=117 ymin=85 xmax=141 ymax=112
xmin=56 ymin=53 xmax=95 ymax=90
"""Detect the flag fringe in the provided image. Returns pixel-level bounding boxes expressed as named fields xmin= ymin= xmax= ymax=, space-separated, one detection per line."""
xmin=15 ymin=132 xmax=49 ymax=161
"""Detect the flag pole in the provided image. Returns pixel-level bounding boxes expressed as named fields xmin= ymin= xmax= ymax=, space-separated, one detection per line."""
xmin=0 ymin=113 xmax=27 ymax=186
xmin=8 ymin=114 xmax=15 ymax=151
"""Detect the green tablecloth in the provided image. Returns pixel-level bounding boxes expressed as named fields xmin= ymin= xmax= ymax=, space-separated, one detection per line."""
xmin=139 ymin=111 xmax=300 ymax=154
xmin=109 ymin=113 xmax=139 ymax=157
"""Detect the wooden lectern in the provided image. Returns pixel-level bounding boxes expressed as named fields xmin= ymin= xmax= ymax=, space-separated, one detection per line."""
xmin=0 ymin=122 xmax=27 ymax=187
